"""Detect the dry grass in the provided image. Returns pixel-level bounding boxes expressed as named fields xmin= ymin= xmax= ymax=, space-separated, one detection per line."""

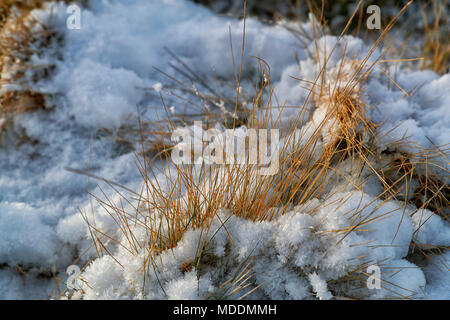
xmin=0 ymin=0 xmax=48 ymax=23
xmin=419 ymin=0 xmax=449 ymax=74
xmin=44 ymin=1 xmax=447 ymax=299
xmin=0 ymin=1 xmax=58 ymax=140
xmin=0 ymin=0 xmax=90 ymax=141
xmin=0 ymin=0 xmax=86 ymax=20
xmin=0 ymin=0 xmax=445 ymax=302
xmin=0 ymin=91 xmax=45 ymax=131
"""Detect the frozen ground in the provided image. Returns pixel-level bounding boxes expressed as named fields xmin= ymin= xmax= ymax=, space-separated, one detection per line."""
xmin=0 ymin=0 xmax=448 ymax=299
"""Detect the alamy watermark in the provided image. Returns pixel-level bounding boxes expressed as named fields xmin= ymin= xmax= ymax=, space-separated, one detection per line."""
xmin=66 ymin=265 xmax=82 ymax=290
xmin=66 ymin=4 xmax=81 ymax=30
xmin=366 ymin=265 xmax=381 ymax=289
xmin=171 ymin=121 xmax=280 ymax=175
xmin=366 ymin=5 xmax=381 ymax=30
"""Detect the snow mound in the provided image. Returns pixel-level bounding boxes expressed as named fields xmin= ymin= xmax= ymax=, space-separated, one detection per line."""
xmin=72 ymin=191 xmax=428 ymax=300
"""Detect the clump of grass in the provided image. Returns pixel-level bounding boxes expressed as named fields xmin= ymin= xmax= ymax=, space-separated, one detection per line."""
xmin=64 ymin=1 xmax=448 ymax=300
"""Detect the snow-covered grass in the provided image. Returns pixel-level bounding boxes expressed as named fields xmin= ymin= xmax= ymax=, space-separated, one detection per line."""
xmin=0 ymin=5 xmax=50 ymax=135
xmin=0 ymin=0 xmax=448 ymax=300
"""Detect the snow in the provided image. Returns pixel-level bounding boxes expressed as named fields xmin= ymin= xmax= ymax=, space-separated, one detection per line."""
xmin=410 ymin=208 xmax=450 ymax=247
xmin=369 ymin=72 xmax=450 ymax=151
xmin=64 ymin=191 xmax=436 ymax=300
xmin=375 ymin=259 xmax=426 ymax=299
xmin=36 ymin=0 xmax=301 ymax=130
xmin=423 ymin=250 xmax=450 ymax=300
xmin=0 ymin=202 xmax=60 ymax=268
xmin=308 ymin=273 xmax=333 ymax=300
xmin=64 ymin=59 xmax=146 ymax=129
xmin=0 ymin=0 xmax=448 ymax=300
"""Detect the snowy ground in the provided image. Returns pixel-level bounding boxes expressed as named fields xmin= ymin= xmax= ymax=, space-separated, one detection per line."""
xmin=0 ymin=0 xmax=448 ymax=299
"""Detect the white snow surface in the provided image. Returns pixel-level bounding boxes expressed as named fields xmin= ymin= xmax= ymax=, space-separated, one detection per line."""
xmin=0 ymin=0 xmax=448 ymax=299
